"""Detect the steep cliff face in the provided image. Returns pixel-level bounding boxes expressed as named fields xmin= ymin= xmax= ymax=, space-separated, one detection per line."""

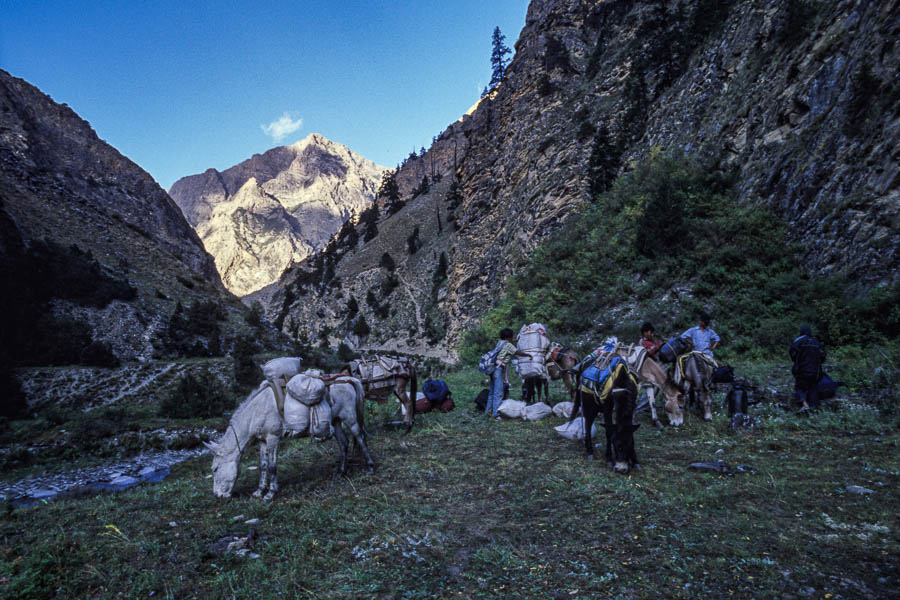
xmin=0 ymin=69 xmax=237 ymax=362
xmin=170 ymin=134 xmax=388 ymax=296
xmin=259 ymin=0 xmax=899 ymax=358
xmin=445 ymin=0 xmax=898 ymax=343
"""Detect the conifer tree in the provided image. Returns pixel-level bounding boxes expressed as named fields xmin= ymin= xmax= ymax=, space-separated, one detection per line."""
xmin=489 ymin=26 xmax=512 ymax=89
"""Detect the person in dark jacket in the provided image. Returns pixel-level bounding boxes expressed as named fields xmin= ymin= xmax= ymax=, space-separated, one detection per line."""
xmin=789 ymin=325 xmax=826 ymax=412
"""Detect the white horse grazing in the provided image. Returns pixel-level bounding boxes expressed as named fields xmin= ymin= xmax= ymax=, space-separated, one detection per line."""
xmin=206 ymin=375 xmax=373 ymax=499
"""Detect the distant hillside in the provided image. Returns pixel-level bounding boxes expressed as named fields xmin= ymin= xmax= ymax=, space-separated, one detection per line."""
xmin=257 ymin=0 xmax=898 ymax=359
xmin=169 ymin=134 xmax=388 ymax=296
xmin=0 ymin=69 xmax=255 ymax=366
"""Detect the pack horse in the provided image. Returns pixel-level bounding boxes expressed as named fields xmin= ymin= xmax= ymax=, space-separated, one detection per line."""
xmin=207 ymin=361 xmax=374 ymax=499
xmin=345 ymin=355 xmax=418 ymax=432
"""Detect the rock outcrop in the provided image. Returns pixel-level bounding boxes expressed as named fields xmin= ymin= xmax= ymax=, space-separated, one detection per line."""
xmin=0 ymin=69 xmax=238 ymax=362
xmin=170 ymin=134 xmax=388 ymax=296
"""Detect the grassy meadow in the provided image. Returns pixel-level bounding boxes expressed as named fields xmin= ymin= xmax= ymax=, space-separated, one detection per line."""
xmin=1 ymin=361 xmax=897 ymax=599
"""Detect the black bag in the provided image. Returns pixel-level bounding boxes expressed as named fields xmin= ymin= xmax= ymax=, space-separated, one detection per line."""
xmin=726 ymin=382 xmax=748 ymax=416
xmin=423 ymin=379 xmax=450 ymax=403
xmin=474 ymin=388 xmax=489 ymax=411
xmin=659 ymin=337 xmax=692 ymax=363
xmin=711 ymin=364 xmax=735 ymax=384
xmin=817 ymin=374 xmax=845 ymax=399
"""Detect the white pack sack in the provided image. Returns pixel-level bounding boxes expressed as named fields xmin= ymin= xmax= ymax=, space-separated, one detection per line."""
xmin=552 ymin=401 xmax=575 ymax=419
xmin=554 ymin=417 xmax=596 ymax=441
xmin=283 ymin=397 xmax=311 ymax=435
xmin=261 ymin=357 xmax=302 ymax=381
xmin=286 ymin=373 xmax=326 ymax=406
xmin=308 ymin=400 xmax=333 ymax=440
xmin=497 ymin=399 xmax=527 ymax=419
xmin=522 ymin=402 xmax=552 ymax=421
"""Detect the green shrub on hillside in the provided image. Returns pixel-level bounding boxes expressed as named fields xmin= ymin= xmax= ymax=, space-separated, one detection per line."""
xmin=159 ymin=370 xmax=232 ymax=419
xmin=460 ymin=152 xmax=899 ymax=361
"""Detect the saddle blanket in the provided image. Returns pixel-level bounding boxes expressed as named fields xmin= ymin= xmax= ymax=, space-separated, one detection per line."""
xmin=674 ymin=351 xmax=718 ymax=388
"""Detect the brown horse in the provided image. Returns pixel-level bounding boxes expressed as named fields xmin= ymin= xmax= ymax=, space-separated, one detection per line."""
xmin=343 ymin=356 xmax=418 ymax=433
xmin=545 ymin=343 xmax=580 ymax=398
xmin=613 ymin=344 xmax=684 ymax=427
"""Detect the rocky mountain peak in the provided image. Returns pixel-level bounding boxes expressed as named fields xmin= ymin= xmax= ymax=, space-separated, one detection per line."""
xmin=170 ymin=133 xmax=388 ymax=297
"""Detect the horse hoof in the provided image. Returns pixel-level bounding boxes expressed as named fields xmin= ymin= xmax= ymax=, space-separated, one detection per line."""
xmin=252 ymin=490 xmax=263 ymax=499
xmin=704 ymin=414 xmax=713 ymax=422
xmin=263 ymin=492 xmax=275 ymax=501
xmin=585 ymin=453 xmax=595 ymax=460
xmin=653 ymin=420 xmax=663 ymax=429
xmin=367 ymin=465 xmax=376 ymax=474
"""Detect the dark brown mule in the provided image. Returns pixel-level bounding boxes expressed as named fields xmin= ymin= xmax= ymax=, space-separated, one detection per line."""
xmin=571 ymin=360 xmax=640 ymax=473
xmin=342 ymin=357 xmax=418 ymax=433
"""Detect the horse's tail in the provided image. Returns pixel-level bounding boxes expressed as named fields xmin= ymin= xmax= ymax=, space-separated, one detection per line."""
xmin=351 ymin=377 xmax=368 ymax=440
xmin=569 ymin=371 xmax=582 ymax=422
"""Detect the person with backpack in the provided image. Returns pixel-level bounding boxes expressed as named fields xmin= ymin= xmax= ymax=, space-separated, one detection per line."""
xmin=680 ymin=313 xmax=720 ymax=356
xmin=485 ymin=328 xmax=530 ymax=419
xmin=789 ymin=324 xmax=826 ymax=412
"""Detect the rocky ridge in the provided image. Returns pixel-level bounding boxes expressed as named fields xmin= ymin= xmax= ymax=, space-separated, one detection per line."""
xmin=262 ymin=0 xmax=897 ymax=358
xmin=0 ymin=69 xmax=240 ymax=362
xmin=169 ymin=134 xmax=388 ymax=296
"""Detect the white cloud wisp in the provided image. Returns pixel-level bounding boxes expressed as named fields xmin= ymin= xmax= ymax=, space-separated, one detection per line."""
xmin=261 ymin=112 xmax=303 ymax=142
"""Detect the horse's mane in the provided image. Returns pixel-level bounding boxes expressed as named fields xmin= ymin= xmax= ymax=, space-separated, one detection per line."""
xmin=232 ymin=381 xmax=269 ymax=421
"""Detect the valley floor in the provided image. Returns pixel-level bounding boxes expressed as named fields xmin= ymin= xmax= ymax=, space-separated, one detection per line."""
xmin=1 ymin=363 xmax=897 ymax=599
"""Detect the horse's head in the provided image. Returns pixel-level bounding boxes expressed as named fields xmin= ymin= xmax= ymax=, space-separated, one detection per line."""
xmin=206 ymin=440 xmax=239 ymax=498
xmin=604 ymin=422 xmax=640 ymax=474
xmin=665 ymin=391 xmax=685 ymax=426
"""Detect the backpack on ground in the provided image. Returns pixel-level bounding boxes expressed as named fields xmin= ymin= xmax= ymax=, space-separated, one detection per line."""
xmin=817 ymin=373 xmax=845 ymax=399
xmin=422 ymin=379 xmax=450 ymax=404
xmin=478 ymin=341 xmax=505 ymax=375
xmin=474 ymin=388 xmax=489 ymax=411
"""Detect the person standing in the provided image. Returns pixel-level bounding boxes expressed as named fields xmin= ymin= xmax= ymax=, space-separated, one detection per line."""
xmin=789 ymin=324 xmax=826 ymax=412
xmin=486 ymin=328 xmax=529 ymax=419
xmin=680 ymin=313 xmax=721 ymax=356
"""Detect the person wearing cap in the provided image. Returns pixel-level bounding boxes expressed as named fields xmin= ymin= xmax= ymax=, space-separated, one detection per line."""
xmin=789 ymin=324 xmax=826 ymax=412
xmin=680 ymin=313 xmax=720 ymax=356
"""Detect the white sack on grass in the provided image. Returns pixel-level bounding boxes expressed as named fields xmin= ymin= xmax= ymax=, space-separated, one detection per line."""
xmin=522 ymin=402 xmax=552 ymax=421
xmin=261 ymin=357 xmax=302 ymax=381
xmin=554 ymin=417 xmax=596 ymax=441
xmin=286 ymin=373 xmax=326 ymax=406
xmin=497 ymin=399 xmax=527 ymax=419
xmin=553 ymin=401 xmax=575 ymax=419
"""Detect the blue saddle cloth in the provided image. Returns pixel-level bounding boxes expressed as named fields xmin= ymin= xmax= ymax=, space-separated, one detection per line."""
xmin=582 ymin=356 xmax=624 ymax=384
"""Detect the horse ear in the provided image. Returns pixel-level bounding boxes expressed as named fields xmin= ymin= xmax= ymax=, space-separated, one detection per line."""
xmin=202 ymin=440 xmax=219 ymax=453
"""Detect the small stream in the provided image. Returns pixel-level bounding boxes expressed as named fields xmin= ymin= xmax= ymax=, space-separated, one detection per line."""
xmin=1 ymin=448 xmax=209 ymax=508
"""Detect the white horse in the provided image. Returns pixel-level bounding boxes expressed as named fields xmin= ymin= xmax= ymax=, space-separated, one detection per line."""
xmin=206 ymin=375 xmax=373 ymax=499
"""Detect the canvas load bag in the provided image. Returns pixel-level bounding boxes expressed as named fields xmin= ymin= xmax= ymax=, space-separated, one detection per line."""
xmin=261 ymin=357 xmax=302 ymax=381
xmin=552 ymin=401 xmax=575 ymax=419
xmin=516 ymin=323 xmax=551 ymax=378
xmin=522 ymin=402 xmax=552 ymax=421
xmin=498 ymin=399 xmax=527 ymax=419
xmin=351 ymin=356 xmax=408 ymax=390
xmin=282 ymin=395 xmax=332 ymax=440
xmin=554 ymin=417 xmax=597 ymax=441
xmin=286 ymin=373 xmax=326 ymax=406
xmin=659 ymin=337 xmax=692 ymax=363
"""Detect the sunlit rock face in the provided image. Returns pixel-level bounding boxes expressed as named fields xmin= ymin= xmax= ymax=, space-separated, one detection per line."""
xmin=170 ymin=134 xmax=387 ymax=296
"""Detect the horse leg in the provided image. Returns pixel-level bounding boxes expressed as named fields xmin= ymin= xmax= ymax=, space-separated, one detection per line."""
xmin=644 ymin=386 xmax=663 ymax=428
xmin=542 ymin=378 xmax=549 ymax=403
xmin=262 ymin=434 xmax=279 ymax=500
xmin=398 ymin=382 xmax=414 ymax=434
xmin=253 ymin=440 xmax=268 ymax=498
xmin=582 ymin=392 xmax=597 ymax=460
xmin=332 ymin=423 xmax=350 ymax=475
xmin=702 ymin=384 xmax=713 ymax=422
xmin=347 ymin=421 xmax=375 ymax=473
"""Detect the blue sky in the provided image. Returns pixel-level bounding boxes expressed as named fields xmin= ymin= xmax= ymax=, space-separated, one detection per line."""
xmin=1 ymin=0 xmax=530 ymax=190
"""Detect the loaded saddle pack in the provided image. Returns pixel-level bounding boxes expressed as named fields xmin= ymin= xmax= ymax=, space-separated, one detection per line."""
xmin=576 ymin=339 xmax=639 ymax=400
xmin=347 ymin=355 xmax=411 ymax=394
xmin=259 ymin=357 xmax=345 ymax=440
